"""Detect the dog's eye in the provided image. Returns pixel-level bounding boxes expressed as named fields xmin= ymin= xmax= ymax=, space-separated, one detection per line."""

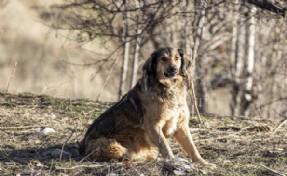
xmin=175 ymin=57 xmax=180 ymax=60
xmin=161 ymin=57 xmax=168 ymax=62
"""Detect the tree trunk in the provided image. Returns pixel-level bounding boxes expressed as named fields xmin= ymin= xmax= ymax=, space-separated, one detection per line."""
xmin=231 ymin=3 xmax=246 ymax=117
xmin=181 ymin=1 xmax=192 ymax=57
xmin=131 ymin=0 xmax=142 ymax=88
xmin=119 ymin=2 xmax=130 ymax=100
xmin=240 ymin=6 xmax=257 ymax=116
xmin=192 ymin=0 xmax=207 ymax=113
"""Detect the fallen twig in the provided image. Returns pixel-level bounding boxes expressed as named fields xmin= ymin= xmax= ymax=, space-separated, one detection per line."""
xmin=273 ymin=118 xmax=287 ymax=135
xmin=0 ymin=126 xmax=38 ymax=130
xmin=59 ymin=129 xmax=75 ymax=161
xmin=56 ymin=164 xmax=107 ymax=170
xmin=190 ymin=128 xmax=207 ymax=133
xmin=260 ymin=164 xmax=286 ymax=176
xmin=56 ymin=161 xmax=142 ymax=171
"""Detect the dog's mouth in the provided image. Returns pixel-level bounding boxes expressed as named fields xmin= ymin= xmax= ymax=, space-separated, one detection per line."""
xmin=164 ymin=71 xmax=178 ymax=78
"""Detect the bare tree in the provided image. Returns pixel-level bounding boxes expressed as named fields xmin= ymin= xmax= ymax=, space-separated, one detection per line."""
xmin=40 ymin=0 xmax=287 ymax=120
xmin=192 ymin=0 xmax=207 ymax=113
xmin=231 ymin=3 xmax=246 ymax=117
xmin=240 ymin=6 xmax=257 ymax=116
xmin=131 ymin=0 xmax=142 ymax=88
xmin=119 ymin=1 xmax=131 ymax=99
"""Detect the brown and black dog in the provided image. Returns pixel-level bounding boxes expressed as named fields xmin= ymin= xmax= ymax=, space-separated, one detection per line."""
xmin=79 ymin=47 xmax=215 ymax=167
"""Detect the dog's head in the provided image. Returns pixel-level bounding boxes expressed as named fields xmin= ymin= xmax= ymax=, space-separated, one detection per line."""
xmin=143 ymin=47 xmax=191 ymax=87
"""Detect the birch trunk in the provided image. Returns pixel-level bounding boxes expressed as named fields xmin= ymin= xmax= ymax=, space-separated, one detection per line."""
xmin=131 ymin=0 xmax=142 ymax=88
xmin=231 ymin=3 xmax=245 ymax=117
xmin=240 ymin=6 xmax=257 ymax=116
xmin=119 ymin=2 xmax=130 ymax=99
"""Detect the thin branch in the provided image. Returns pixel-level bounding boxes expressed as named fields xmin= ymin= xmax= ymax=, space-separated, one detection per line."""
xmin=0 ymin=126 xmax=38 ymax=130
xmin=257 ymin=97 xmax=287 ymax=109
xmin=60 ymin=58 xmax=109 ymax=66
xmin=56 ymin=164 xmax=107 ymax=170
xmin=6 ymin=60 xmax=17 ymax=94
xmin=96 ymin=55 xmax=120 ymax=101
xmin=245 ymin=0 xmax=286 ymax=17
xmin=60 ymin=129 xmax=74 ymax=161
xmin=190 ymin=82 xmax=202 ymax=123
xmin=259 ymin=164 xmax=286 ymax=176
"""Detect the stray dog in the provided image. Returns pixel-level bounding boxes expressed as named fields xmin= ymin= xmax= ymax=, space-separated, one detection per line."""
xmin=79 ymin=47 xmax=214 ymax=167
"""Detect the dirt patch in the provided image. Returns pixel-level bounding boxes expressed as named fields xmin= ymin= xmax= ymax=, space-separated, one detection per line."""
xmin=0 ymin=93 xmax=286 ymax=175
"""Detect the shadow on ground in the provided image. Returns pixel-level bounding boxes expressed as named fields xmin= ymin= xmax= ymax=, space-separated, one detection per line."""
xmin=0 ymin=143 xmax=81 ymax=164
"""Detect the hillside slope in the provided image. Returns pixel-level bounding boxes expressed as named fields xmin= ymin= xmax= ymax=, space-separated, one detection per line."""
xmin=0 ymin=93 xmax=286 ymax=175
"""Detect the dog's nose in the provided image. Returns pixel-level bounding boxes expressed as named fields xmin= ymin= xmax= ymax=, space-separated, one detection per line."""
xmin=164 ymin=65 xmax=179 ymax=77
xmin=168 ymin=66 xmax=178 ymax=74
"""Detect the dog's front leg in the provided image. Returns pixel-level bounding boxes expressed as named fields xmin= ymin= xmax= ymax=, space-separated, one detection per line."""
xmin=173 ymin=121 xmax=216 ymax=168
xmin=173 ymin=112 xmax=214 ymax=165
xmin=173 ymin=124 xmax=208 ymax=164
xmin=147 ymin=125 xmax=174 ymax=159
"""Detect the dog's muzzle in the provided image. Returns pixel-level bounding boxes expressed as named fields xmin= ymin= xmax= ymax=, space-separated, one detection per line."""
xmin=164 ymin=66 xmax=178 ymax=78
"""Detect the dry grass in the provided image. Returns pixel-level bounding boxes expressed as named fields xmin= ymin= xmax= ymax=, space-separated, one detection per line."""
xmin=0 ymin=92 xmax=286 ymax=176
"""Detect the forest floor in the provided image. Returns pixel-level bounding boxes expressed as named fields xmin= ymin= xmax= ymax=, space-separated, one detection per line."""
xmin=0 ymin=93 xmax=286 ymax=176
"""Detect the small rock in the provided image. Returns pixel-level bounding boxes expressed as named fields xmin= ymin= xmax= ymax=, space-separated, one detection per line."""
xmin=34 ymin=128 xmax=42 ymax=133
xmin=34 ymin=127 xmax=55 ymax=135
xmin=41 ymin=128 xmax=55 ymax=134
xmin=173 ymin=170 xmax=186 ymax=175
xmin=34 ymin=139 xmax=41 ymax=144
xmin=164 ymin=157 xmax=194 ymax=174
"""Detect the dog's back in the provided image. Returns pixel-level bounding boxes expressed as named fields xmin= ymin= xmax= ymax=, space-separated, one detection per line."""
xmin=79 ymin=87 xmax=145 ymax=156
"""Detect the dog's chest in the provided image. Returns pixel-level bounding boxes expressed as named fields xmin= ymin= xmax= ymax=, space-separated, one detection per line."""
xmin=161 ymin=97 xmax=189 ymax=136
xmin=161 ymin=104 xmax=182 ymax=136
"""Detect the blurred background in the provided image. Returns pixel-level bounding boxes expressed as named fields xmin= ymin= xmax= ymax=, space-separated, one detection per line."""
xmin=0 ymin=0 xmax=119 ymax=102
xmin=0 ymin=0 xmax=286 ymax=120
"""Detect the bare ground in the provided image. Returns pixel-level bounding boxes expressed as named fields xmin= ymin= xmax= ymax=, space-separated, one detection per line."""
xmin=0 ymin=93 xmax=286 ymax=176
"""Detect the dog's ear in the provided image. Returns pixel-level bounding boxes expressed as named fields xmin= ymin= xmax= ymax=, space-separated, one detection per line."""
xmin=178 ymin=48 xmax=192 ymax=88
xmin=143 ymin=51 xmax=158 ymax=76
xmin=142 ymin=51 xmax=158 ymax=89
xmin=178 ymin=48 xmax=191 ymax=76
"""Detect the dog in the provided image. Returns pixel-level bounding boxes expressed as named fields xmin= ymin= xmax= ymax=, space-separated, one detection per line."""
xmin=79 ymin=47 xmax=214 ymax=167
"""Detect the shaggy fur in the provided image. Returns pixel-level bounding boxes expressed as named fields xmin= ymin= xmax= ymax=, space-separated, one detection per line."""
xmin=79 ymin=47 xmax=214 ymax=167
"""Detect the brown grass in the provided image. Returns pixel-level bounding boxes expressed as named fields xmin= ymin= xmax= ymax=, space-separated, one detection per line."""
xmin=0 ymin=93 xmax=286 ymax=175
